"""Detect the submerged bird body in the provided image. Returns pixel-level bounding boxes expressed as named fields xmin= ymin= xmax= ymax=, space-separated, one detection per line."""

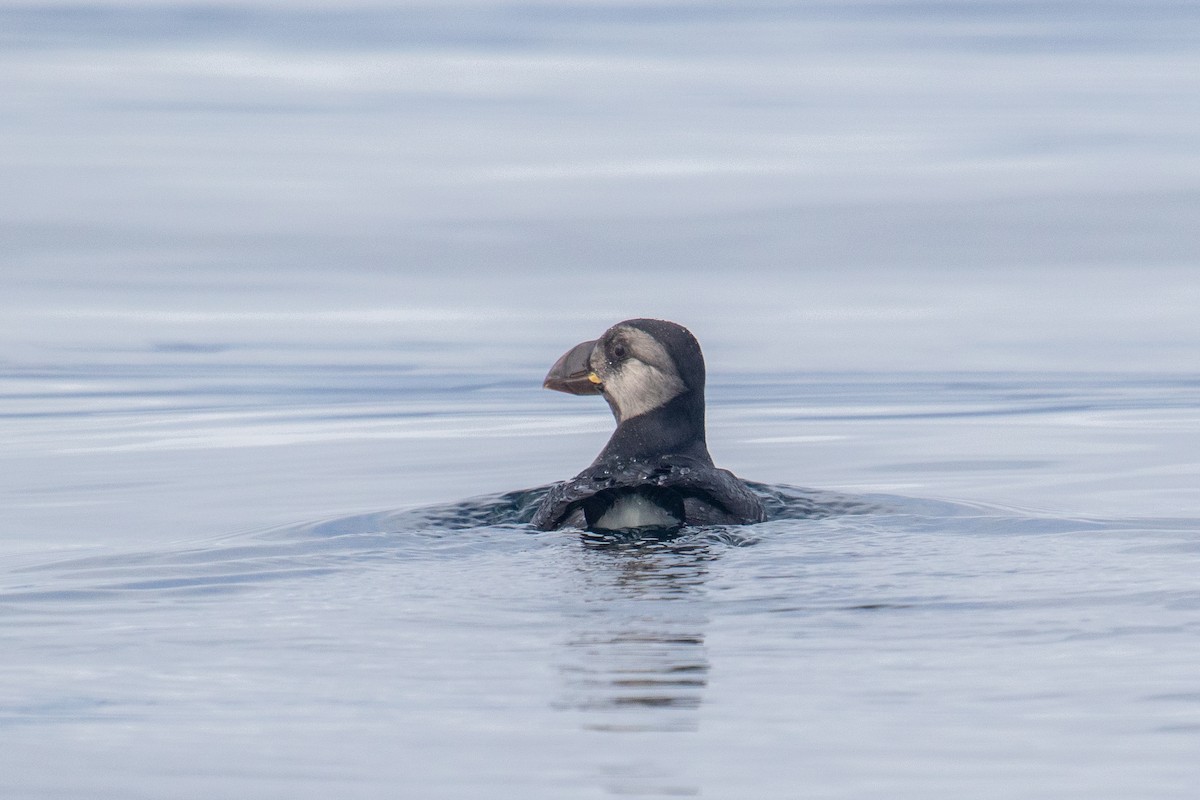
xmin=531 ymin=319 xmax=766 ymax=532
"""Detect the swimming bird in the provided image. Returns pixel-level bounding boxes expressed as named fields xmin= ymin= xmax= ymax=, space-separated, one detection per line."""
xmin=531 ymin=318 xmax=766 ymax=532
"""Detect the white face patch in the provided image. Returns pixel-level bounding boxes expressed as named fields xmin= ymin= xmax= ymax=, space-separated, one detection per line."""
xmin=596 ymin=327 xmax=686 ymax=422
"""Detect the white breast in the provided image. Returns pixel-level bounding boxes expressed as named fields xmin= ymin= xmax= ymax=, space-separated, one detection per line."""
xmin=592 ymin=493 xmax=681 ymax=531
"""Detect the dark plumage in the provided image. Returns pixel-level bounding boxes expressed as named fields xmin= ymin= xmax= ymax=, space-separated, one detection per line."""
xmin=531 ymin=319 xmax=766 ymax=532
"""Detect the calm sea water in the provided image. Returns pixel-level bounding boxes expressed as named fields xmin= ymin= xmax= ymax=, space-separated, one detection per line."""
xmin=3 ymin=2 xmax=1199 ymax=798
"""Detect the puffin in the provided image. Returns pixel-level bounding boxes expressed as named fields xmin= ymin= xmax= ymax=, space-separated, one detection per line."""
xmin=531 ymin=318 xmax=767 ymax=533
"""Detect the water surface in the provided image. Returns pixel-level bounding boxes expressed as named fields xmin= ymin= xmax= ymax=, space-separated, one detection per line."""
xmin=2 ymin=2 xmax=1199 ymax=797
xmin=3 ymin=367 xmax=1199 ymax=798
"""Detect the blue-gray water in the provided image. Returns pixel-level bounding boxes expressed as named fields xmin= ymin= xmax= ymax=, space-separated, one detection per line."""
xmin=2 ymin=2 xmax=1199 ymax=798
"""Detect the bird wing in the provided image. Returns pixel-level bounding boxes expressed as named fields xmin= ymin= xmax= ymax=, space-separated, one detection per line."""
xmin=530 ymin=455 xmax=766 ymax=531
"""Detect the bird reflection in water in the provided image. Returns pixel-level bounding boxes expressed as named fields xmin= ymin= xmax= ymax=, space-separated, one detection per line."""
xmin=556 ymin=532 xmax=715 ymax=735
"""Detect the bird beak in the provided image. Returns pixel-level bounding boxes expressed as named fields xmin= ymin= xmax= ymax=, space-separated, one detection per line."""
xmin=543 ymin=339 xmax=602 ymax=395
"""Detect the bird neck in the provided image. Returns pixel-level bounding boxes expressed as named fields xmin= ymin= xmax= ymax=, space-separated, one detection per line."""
xmin=594 ymin=391 xmax=712 ymax=466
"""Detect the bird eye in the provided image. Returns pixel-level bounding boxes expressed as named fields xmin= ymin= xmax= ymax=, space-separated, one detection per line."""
xmin=612 ymin=344 xmax=627 ymax=360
